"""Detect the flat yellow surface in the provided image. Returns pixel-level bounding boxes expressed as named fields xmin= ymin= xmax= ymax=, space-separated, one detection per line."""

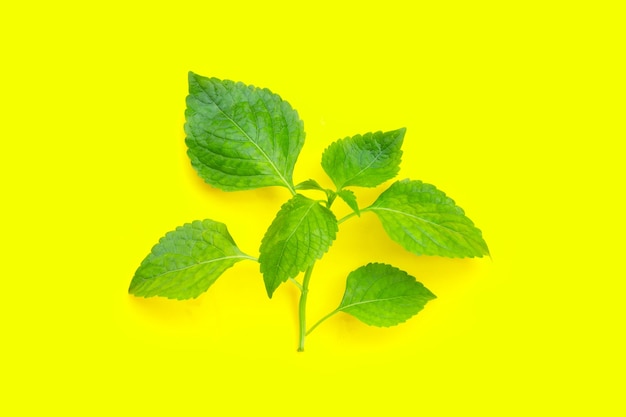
xmin=1 ymin=1 xmax=624 ymax=415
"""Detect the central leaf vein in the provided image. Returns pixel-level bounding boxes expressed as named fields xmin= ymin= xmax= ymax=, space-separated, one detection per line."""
xmin=340 ymin=295 xmax=413 ymax=309
xmin=341 ymin=140 xmax=394 ymax=187
xmin=143 ymin=254 xmax=254 ymax=282
xmin=370 ymin=207 xmax=471 ymax=240
xmin=274 ymin=201 xmax=317 ymax=280
xmin=202 ymin=85 xmax=295 ymax=194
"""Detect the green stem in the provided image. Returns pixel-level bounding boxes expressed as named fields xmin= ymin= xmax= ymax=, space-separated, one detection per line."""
xmin=306 ymin=308 xmax=339 ymax=336
xmin=297 ymin=264 xmax=315 ymax=352
xmin=337 ymin=206 xmax=373 ymax=225
xmin=337 ymin=211 xmax=358 ymax=224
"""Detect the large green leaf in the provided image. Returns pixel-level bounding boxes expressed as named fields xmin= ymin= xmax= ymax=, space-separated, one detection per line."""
xmin=129 ymin=220 xmax=253 ymax=300
xmin=368 ymin=179 xmax=489 ymax=258
xmin=259 ymin=194 xmax=338 ymax=298
xmin=321 ymin=128 xmax=405 ymax=189
xmin=185 ymin=72 xmax=305 ymax=192
xmin=337 ymin=263 xmax=436 ymax=327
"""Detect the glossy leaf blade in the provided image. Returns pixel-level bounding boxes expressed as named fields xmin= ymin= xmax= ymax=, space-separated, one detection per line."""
xmin=259 ymin=195 xmax=338 ymax=298
xmin=369 ymin=179 xmax=489 ymax=258
xmin=185 ymin=72 xmax=305 ymax=192
xmin=129 ymin=220 xmax=251 ymax=300
xmin=321 ymin=128 xmax=405 ymax=189
xmin=338 ymin=263 xmax=436 ymax=327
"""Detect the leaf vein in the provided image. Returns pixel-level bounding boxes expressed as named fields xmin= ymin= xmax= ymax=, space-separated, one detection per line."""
xmin=341 ymin=139 xmax=396 ymax=187
xmin=139 ymin=254 xmax=251 ymax=283
xmin=274 ymin=201 xmax=317 ymax=282
xmin=199 ymin=83 xmax=294 ymax=193
xmin=339 ymin=295 xmax=413 ymax=310
xmin=371 ymin=207 xmax=474 ymax=241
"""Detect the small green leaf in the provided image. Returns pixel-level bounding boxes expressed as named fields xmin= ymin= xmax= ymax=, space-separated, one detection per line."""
xmin=321 ymin=128 xmax=405 ymax=189
xmin=296 ymin=179 xmax=337 ymax=206
xmin=129 ymin=220 xmax=252 ymax=300
xmin=295 ymin=179 xmax=325 ymax=191
xmin=259 ymin=195 xmax=338 ymax=298
xmin=369 ymin=179 xmax=489 ymax=258
xmin=337 ymin=189 xmax=360 ymax=214
xmin=185 ymin=72 xmax=305 ymax=192
xmin=338 ymin=263 xmax=436 ymax=327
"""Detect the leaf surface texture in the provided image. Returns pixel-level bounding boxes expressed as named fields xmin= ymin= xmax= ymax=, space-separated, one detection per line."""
xmin=338 ymin=263 xmax=436 ymax=327
xmin=369 ymin=179 xmax=489 ymax=257
xmin=321 ymin=128 xmax=405 ymax=188
xmin=185 ymin=72 xmax=305 ymax=192
xmin=129 ymin=220 xmax=250 ymax=299
xmin=259 ymin=195 xmax=338 ymax=297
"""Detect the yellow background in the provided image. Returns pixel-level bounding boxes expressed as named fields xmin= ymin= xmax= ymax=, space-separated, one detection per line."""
xmin=1 ymin=1 xmax=624 ymax=415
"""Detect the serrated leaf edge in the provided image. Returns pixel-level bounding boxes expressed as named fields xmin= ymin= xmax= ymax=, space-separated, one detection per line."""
xmin=367 ymin=179 xmax=490 ymax=258
xmin=339 ymin=129 xmax=405 ymax=188
xmin=187 ymin=72 xmax=301 ymax=193
xmin=322 ymin=128 xmax=405 ymax=189
xmin=337 ymin=262 xmax=436 ymax=328
xmin=259 ymin=196 xmax=338 ymax=298
xmin=129 ymin=219 xmax=255 ymax=300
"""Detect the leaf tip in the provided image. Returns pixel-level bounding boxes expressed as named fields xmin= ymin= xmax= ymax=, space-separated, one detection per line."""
xmin=425 ymin=288 xmax=437 ymax=301
xmin=128 ymin=274 xmax=141 ymax=296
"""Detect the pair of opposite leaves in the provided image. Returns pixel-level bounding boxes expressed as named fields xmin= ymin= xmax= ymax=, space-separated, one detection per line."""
xmin=129 ymin=72 xmax=489 ymax=329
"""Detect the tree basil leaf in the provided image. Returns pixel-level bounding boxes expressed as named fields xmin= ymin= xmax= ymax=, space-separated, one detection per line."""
xmin=185 ymin=72 xmax=305 ymax=192
xmin=369 ymin=179 xmax=489 ymax=258
xmin=259 ymin=195 xmax=338 ymax=298
xmin=321 ymin=128 xmax=405 ymax=189
xmin=338 ymin=263 xmax=436 ymax=327
xmin=337 ymin=189 xmax=359 ymax=214
xmin=129 ymin=220 xmax=252 ymax=300
xmin=295 ymin=179 xmax=326 ymax=192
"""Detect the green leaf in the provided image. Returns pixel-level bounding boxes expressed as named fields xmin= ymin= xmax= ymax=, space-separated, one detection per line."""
xmin=368 ymin=179 xmax=489 ymax=258
xmin=129 ymin=220 xmax=253 ymax=300
xmin=185 ymin=72 xmax=305 ymax=192
xmin=259 ymin=194 xmax=338 ymax=298
xmin=295 ymin=179 xmax=325 ymax=191
xmin=337 ymin=263 xmax=436 ymax=327
xmin=296 ymin=179 xmax=337 ymax=206
xmin=321 ymin=128 xmax=405 ymax=189
xmin=337 ymin=189 xmax=359 ymax=214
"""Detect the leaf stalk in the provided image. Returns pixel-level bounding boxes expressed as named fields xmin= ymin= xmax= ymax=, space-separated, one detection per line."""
xmin=306 ymin=308 xmax=339 ymax=336
xmin=337 ymin=211 xmax=359 ymax=225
